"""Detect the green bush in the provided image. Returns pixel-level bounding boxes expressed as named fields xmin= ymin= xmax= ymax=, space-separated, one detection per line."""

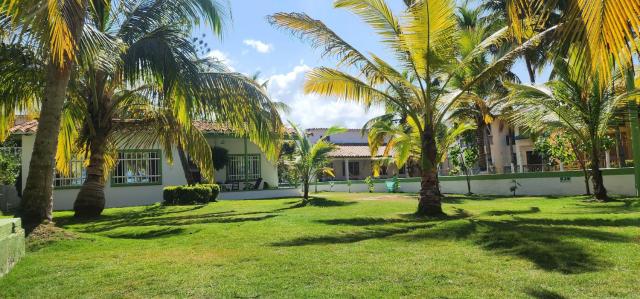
xmin=163 ymin=184 xmax=220 ymax=205
xmin=625 ymin=160 xmax=634 ymax=167
xmin=0 ymin=151 xmax=20 ymax=185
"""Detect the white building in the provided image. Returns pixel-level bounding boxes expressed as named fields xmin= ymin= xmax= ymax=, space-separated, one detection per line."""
xmin=5 ymin=119 xmax=283 ymax=210
xmin=306 ymin=128 xmax=410 ymax=181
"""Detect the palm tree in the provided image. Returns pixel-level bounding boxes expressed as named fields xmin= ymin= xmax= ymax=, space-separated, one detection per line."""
xmin=288 ymin=123 xmax=346 ymax=201
xmin=269 ymin=0 xmax=551 ymax=215
xmin=506 ymin=0 xmax=639 ymax=84
xmin=366 ymin=114 xmax=475 ymax=177
xmin=2 ymin=0 xmax=90 ymax=227
xmin=449 ymin=3 xmax=519 ymax=173
xmin=504 ymin=60 xmax=639 ymax=201
xmin=60 ymin=0 xmax=282 ymax=217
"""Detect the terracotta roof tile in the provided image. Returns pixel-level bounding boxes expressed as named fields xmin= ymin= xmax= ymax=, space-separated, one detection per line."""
xmin=9 ymin=120 xmax=38 ymax=134
xmin=10 ymin=120 xmax=294 ymax=135
xmin=329 ymin=145 xmax=390 ymax=158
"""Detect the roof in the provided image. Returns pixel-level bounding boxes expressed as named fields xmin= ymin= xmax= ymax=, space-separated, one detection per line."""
xmin=9 ymin=120 xmax=38 ymax=134
xmin=10 ymin=119 xmax=294 ymax=135
xmin=329 ymin=145 xmax=390 ymax=158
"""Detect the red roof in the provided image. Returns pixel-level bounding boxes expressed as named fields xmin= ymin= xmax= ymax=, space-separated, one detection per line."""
xmin=329 ymin=145 xmax=390 ymax=158
xmin=10 ymin=120 xmax=293 ymax=135
xmin=9 ymin=120 xmax=38 ymax=134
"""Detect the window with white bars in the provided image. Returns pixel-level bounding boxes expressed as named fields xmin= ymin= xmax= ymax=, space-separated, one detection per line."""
xmin=54 ymin=159 xmax=86 ymax=188
xmin=111 ymin=150 xmax=162 ymax=186
xmin=226 ymin=154 xmax=260 ymax=182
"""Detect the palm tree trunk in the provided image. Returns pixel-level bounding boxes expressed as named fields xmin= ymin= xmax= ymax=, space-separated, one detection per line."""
xmin=590 ymin=145 xmax=609 ymax=201
xmin=570 ymin=141 xmax=591 ymax=195
xmin=74 ymin=134 xmax=108 ymax=218
xmin=484 ymin=125 xmax=493 ymax=173
xmin=303 ymin=180 xmax=309 ymax=201
xmin=476 ymin=120 xmax=487 ymax=171
xmin=177 ymin=145 xmax=197 ymax=185
xmin=417 ymin=126 xmax=444 ymax=216
xmin=525 ymin=57 xmax=536 ymax=83
xmin=19 ymin=1 xmax=87 ymax=228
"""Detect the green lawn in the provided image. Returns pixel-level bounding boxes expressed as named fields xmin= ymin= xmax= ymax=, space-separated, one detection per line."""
xmin=1 ymin=193 xmax=639 ymax=298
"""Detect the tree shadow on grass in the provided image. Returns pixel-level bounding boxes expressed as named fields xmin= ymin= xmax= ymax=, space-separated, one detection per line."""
xmin=272 ymin=210 xmax=470 ymax=247
xmin=402 ymin=217 xmax=629 ymax=274
xmin=276 ymin=206 xmax=630 ymax=274
xmin=63 ymin=210 xmax=279 ymax=234
xmin=104 ymin=227 xmax=193 ymax=239
xmin=483 ymin=206 xmax=541 ymax=216
xmin=525 ymin=287 xmax=567 ymax=299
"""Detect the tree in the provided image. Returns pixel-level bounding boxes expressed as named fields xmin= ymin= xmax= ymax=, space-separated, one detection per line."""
xmin=366 ymin=115 xmax=474 ymax=178
xmin=269 ymin=0 xmax=550 ymax=215
xmin=505 ymin=59 xmax=639 ymax=201
xmin=534 ymin=132 xmax=591 ymax=194
xmin=449 ymin=143 xmax=478 ymax=195
xmin=2 ymin=0 xmax=90 ymax=227
xmin=287 ymin=123 xmax=346 ymax=201
xmin=64 ymin=0 xmax=281 ymax=217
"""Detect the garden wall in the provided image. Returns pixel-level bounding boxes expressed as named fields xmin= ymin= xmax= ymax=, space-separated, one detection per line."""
xmin=314 ymin=168 xmax=636 ymax=196
xmin=218 ymin=188 xmax=301 ymax=200
xmin=0 ymin=218 xmax=25 ymax=277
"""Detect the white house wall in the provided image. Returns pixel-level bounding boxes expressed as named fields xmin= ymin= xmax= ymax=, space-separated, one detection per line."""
xmin=206 ymin=136 xmax=278 ymax=187
xmin=19 ymin=134 xmax=280 ymax=211
xmin=20 ymin=135 xmax=188 ymax=211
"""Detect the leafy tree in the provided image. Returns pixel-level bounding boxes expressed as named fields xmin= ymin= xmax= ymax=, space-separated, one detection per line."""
xmin=287 ymin=123 xmax=346 ymax=201
xmin=269 ymin=0 xmax=547 ymax=215
xmin=449 ymin=145 xmax=478 ymax=195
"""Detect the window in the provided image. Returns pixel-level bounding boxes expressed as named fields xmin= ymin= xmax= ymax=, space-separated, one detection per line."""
xmin=54 ymin=159 xmax=86 ymax=188
xmin=111 ymin=150 xmax=162 ymax=186
xmin=342 ymin=161 xmax=359 ymax=176
xmin=226 ymin=154 xmax=261 ymax=182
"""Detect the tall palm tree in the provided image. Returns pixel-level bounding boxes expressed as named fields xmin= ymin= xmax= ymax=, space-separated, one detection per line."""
xmin=2 ymin=0 xmax=90 ymax=227
xmin=59 ymin=0 xmax=282 ymax=217
xmin=287 ymin=123 xmax=346 ymax=201
xmin=269 ymin=0 xmax=551 ymax=215
xmin=504 ymin=60 xmax=639 ymax=201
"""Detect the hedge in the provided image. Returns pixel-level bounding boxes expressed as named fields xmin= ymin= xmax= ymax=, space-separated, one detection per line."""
xmin=163 ymin=184 xmax=220 ymax=205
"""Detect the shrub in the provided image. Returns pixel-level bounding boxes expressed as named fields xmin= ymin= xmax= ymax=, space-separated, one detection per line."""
xmin=0 ymin=150 xmax=20 ymax=185
xmin=625 ymin=160 xmax=634 ymax=167
xmin=364 ymin=176 xmax=374 ymax=193
xmin=163 ymin=184 xmax=220 ymax=205
xmin=212 ymin=147 xmax=229 ymax=171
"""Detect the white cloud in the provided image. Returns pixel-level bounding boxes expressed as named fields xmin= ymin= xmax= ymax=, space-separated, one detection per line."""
xmin=243 ymin=39 xmax=274 ymax=53
xmin=267 ymin=63 xmax=383 ymax=129
xmin=205 ymin=50 xmax=235 ymax=71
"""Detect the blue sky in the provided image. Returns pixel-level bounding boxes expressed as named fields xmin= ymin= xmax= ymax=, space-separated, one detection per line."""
xmin=194 ymin=0 xmax=550 ymax=129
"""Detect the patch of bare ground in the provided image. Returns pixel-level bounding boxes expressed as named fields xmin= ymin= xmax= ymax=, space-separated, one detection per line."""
xmin=27 ymin=222 xmax=79 ymax=251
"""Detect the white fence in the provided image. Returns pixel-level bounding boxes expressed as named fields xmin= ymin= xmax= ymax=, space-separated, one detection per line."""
xmin=313 ymin=168 xmax=637 ymax=197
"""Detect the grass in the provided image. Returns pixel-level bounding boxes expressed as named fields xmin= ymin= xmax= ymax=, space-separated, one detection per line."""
xmin=1 ymin=192 xmax=639 ymax=298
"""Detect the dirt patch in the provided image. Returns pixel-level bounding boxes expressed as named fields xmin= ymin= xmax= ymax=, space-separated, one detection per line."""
xmin=27 ymin=222 xmax=79 ymax=251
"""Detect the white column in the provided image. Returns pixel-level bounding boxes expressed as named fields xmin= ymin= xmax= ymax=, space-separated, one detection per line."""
xmin=516 ymin=150 xmax=524 ymax=173
xmin=559 ymin=161 xmax=565 ymax=171
xmin=344 ymin=159 xmax=350 ymax=181
xmin=605 ymin=151 xmax=611 ymax=168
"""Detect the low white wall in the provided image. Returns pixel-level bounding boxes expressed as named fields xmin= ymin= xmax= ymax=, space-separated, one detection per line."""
xmin=218 ymin=188 xmax=301 ymax=200
xmin=313 ymin=170 xmax=637 ymax=196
